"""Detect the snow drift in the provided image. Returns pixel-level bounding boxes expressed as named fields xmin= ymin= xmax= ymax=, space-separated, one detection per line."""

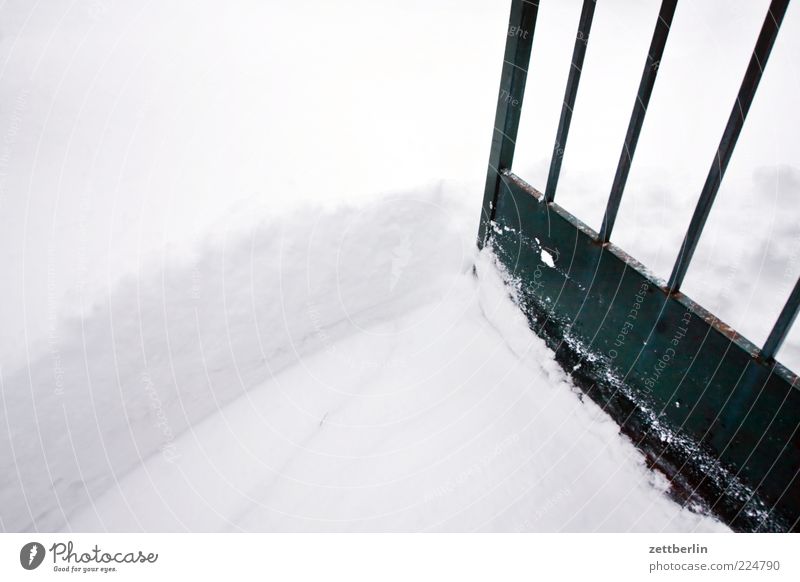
xmin=1 ymin=184 xmax=726 ymax=532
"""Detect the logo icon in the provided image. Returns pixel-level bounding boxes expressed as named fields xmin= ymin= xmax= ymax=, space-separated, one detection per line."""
xmin=20 ymin=542 xmax=46 ymax=570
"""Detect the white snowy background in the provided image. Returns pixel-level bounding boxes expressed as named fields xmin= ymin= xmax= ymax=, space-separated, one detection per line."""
xmin=0 ymin=0 xmax=797 ymax=532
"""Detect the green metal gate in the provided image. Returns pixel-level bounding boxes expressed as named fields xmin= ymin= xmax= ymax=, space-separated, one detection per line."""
xmin=479 ymin=0 xmax=799 ymax=532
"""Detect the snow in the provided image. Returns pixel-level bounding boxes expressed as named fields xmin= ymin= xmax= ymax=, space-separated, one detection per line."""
xmin=0 ymin=182 xmax=726 ymax=532
xmin=540 ymin=249 xmax=556 ymax=269
xmin=1 ymin=0 xmax=796 ymax=533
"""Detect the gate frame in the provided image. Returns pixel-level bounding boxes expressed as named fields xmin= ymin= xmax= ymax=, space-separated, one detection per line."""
xmin=479 ymin=0 xmax=799 ymax=532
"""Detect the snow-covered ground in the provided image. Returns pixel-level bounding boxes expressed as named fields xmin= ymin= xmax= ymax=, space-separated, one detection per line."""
xmin=0 ymin=0 xmax=797 ymax=532
xmin=1 ymin=184 xmax=727 ymax=531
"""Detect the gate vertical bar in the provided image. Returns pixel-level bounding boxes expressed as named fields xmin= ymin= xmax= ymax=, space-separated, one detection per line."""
xmin=762 ymin=276 xmax=800 ymax=361
xmin=598 ymin=0 xmax=677 ymax=242
xmin=544 ymin=0 xmax=596 ymax=203
xmin=668 ymin=0 xmax=791 ymax=292
xmin=477 ymin=0 xmax=539 ymax=248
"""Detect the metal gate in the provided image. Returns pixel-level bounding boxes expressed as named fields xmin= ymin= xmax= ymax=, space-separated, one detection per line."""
xmin=479 ymin=0 xmax=798 ymax=531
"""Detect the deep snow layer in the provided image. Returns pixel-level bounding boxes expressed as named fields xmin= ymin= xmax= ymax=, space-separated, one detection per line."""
xmin=1 ymin=0 xmax=794 ymax=534
xmin=1 ymin=186 xmax=726 ymax=532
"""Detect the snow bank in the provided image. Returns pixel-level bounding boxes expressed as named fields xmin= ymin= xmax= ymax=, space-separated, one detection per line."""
xmin=0 ymin=183 xmax=474 ymax=531
xmin=2 ymin=184 xmax=726 ymax=532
